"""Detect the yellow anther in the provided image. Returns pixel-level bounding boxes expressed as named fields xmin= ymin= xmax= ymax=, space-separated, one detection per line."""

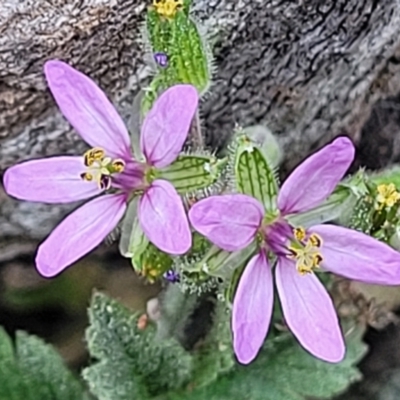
xmin=309 ymin=233 xmax=322 ymax=248
xmin=84 ymin=147 xmax=105 ymax=166
xmin=288 ymin=230 xmax=323 ymax=275
xmin=153 ymin=0 xmax=183 ymax=18
xmin=294 ymin=227 xmax=306 ymax=241
xmin=376 ymin=183 xmax=400 ymax=209
xmin=80 ymin=172 xmax=93 ymax=181
xmin=112 ymin=159 xmax=126 ymax=173
xmin=81 ymin=147 xmax=125 ymax=189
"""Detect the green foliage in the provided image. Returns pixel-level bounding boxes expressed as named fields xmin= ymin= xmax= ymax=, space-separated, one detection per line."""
xmin=234 ymin=135 xmax=278 ymax=213
xmin=83 ymin=292 xmax=193 ymax=400
xmin=0 ymin=328 xmax=87 ymax=400
xmin=156 ymin=284 xmax=199 ymax=342
xmin=166 ymin=324 xmax=367 ymax=400
xmin=188 ymin=302 xmax=234 ymax=388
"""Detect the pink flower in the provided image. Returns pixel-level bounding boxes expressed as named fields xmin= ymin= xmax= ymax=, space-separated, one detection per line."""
xmin=189 ymin=137 xmax=400 ymax=364
xmin=4 ymin=60 xmax=198 ymax=277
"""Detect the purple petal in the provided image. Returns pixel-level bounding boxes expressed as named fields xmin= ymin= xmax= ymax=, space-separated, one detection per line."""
xmin=232 ymin=251 xmax=273 ymax=364
xmin=278 ymin=137 xmax=355 ymax=214
xmin=312 ymin=224 xmax=400 ymax=285
xmin=188 ymin=194 xmax=264 ymax=252
xmin=3 ymin=156 xmax=101 ymax=203
xmin=44 ymin=60 xmax=131 ymax=159
xmin=139 ymin=179 xmax=191 ymax=255
xmin=276 ymin=257 xmax=345 ymax=363
xmin=141 ymin=85 xmax=198 ymax=168
xmin=36 ymin=194 xmax=126 ymax=277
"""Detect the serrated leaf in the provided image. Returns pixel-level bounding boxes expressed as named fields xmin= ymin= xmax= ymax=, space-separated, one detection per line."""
xmin=167 ymin=324 xmax=367 ymax=400
xmin=159 ymin=155 xmax=226 ymax=194
xmin=0 ymin=327 xmax=14 ymax=361
xmin=0 ymin=328 xmax=87 ymax=400
xmin=83 ymin=292 xmax=193 ymax=400
xmin=235 ymin=137 xmax=278 ymax=212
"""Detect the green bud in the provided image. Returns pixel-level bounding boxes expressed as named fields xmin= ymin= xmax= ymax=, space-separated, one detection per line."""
xmin=132 ymin=243 xmax=173 ymax=282
xmin=234 ymin=134 xmax=278 ymax=213
xmin=143 ymin=1 xmax=212 ymax=112
xmin=242 ymin=125 xmax=282 ymax=167
xmin=159 ymin=154 xmax=228 ymax=194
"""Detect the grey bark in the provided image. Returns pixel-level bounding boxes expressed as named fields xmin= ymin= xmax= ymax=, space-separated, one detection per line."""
xmin=1 ymin=0 xmax=400 ymax=260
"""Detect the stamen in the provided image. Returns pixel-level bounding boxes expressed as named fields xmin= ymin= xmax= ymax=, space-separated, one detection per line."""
xmin=376 ymin=183 xmax=400 ymax=209
xmin=111 ymin=160 xmax=126 ymax=173
xmin=84 ymin=147 xmax=105 ymax=167
xmin=99 ymin=176 xmax=112 ymax=190
xmin=153 ymin=0 xmax=183 ymax=18
xmin=309 ymin=233 xmax=322 ymax=247
xmin=81 ymin=147 xmax=125 ymax=189
xmin=287 ymin=228 xmax=323 ymax=275
xmin=294 ymin=227 xmax=306 ymax=241
xmin=80 ymin=172 xmax=93 ymax=181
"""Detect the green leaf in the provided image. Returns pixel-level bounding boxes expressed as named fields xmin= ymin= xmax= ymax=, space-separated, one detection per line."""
xmin=235 ymin=135 xmax=278 ymax=212
xmin=83 ymin=292 xmax=193 ymax=400
xmin=159 ymin=154 xmax=227 ymax=194
xmin=167 ymin=324 xmax=367 ymax=400
xmin=189 ymin=303 xmax=234 ymax=388
xmin=0 ymin=327 xmax=87 ymax=400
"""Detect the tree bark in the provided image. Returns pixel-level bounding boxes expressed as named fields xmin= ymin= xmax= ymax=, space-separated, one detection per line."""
xmin=1 ymin=0 xmax=400 ymax=260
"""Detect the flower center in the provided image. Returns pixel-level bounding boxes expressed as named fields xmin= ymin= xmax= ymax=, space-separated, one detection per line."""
xmin=376 ymin=183 xmax=400 ymax=209
xmin=80 ymin=147 xmax=125 ymax=190
xmin=153 ymin=0 xmax=183 ymax=18
xmin=287 ymin=227 xmax=323 ymax=275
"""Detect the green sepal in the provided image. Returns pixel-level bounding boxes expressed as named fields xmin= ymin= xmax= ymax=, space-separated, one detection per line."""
xmin=235 ymin=135 xmax=278 ymax=212
xmin=159 ymin=154 xmax=227 ymax=194
xmin=287 ymin=185 xmax=358 ymax=228
xmin=191 ymin=242 xmax=257 ymax=279
xmin=119 ymin=197 xmax=149 ymax=258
